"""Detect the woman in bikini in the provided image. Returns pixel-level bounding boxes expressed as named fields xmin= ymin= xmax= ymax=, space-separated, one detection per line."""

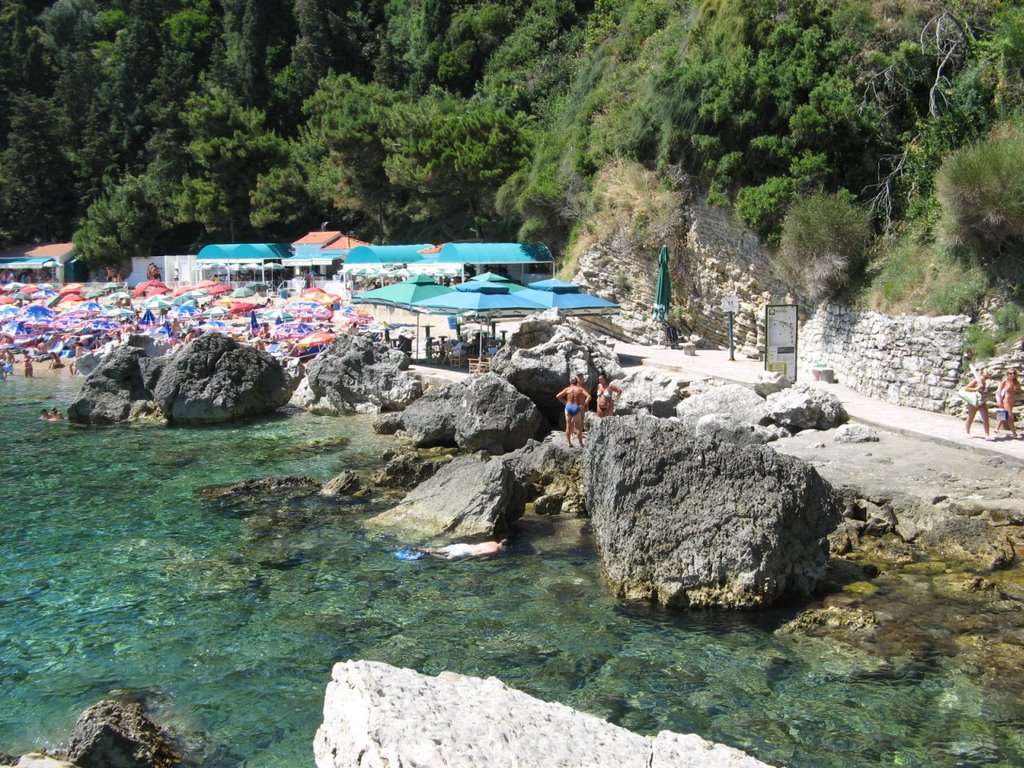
xmin=595 ymin=370 xmax=622 ymax=417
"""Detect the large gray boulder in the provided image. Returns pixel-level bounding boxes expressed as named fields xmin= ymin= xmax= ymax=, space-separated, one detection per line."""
xmin=765 ymin=383 xmax=848 ymax=431
xmin=365 ymin=455 xmax=515 ymax=542
xmin=614 ymin=367 xmax=686 ymax=417
xmin=295 ymin=334 xmax=421 ymax=414
xmin=675 ymin=383 xmax=771 ymax=433
xmin=70 ymin=334 xmax=292 ymax=425
xmin=501 ymin=436 xmax=586 ymax=517
xmin=399 ymin=373 xmax=543 ymax=453
xmin=67 ymin=346 xmax=161 ymax=424
xmin=314 ymin=660 xmax=774 ymax=768
xmin=151 ymin=333 xmax=292 ymax=423
xmin=488 ymin=309 xmax=621 ymax=423
xmin=583 ymin=416 xmax=842 ymax=609
xmin=65 ymin=699 xmax=180 ymax=768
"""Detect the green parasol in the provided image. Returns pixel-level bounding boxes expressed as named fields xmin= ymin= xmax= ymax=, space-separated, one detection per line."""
xmin=652 ymin=245 xmax=671 ymax=323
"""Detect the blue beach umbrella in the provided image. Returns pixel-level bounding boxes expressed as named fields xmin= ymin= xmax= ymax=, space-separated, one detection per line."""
xmin=250 ymin=310 xmax=259 ymax=335
xmin=514 ymin=284 xmax=619 ymax=316
xmin=140 ymin=308 xmax=157 ymax=326
xmin=415 ymin=283 xmax=545 ymax=355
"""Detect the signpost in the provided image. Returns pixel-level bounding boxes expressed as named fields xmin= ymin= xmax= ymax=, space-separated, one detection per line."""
xmin=721 ymin=295 xmax=739 ymax=361
xmin=765 ymin=304 xmax=798 ymax=381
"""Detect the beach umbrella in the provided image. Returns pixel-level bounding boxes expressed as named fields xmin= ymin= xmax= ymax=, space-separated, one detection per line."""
xmin=12 ymin=292 xmax=32 ymax=301
xmin=262 ymin=308 xmax=294 ymax=322
xmin=513 ymin=283 xmax=619 ymax=316
xmin=139 ymin=308 xmax=157 ymax=325
xmin=249 ymin=310 xmax=259 ymax=335
xmin=145 ymin=285 xmax=171 ymax=297
xmin=3 ymin=282 xmax=26 ymax=292
xmin=230 ymin=285 xmax=257 ymax=298
xmin=102 ymin=307 xmax=135 ymax=319
xmin=0 ymin=304 xmax=18 ymax=316
xmin=107 ymin=291 xmax=132 ymax=301
xmin=354 ymin=275 xmax=453 ymax=308
xmin=144 ymin=297 xmax=174 ymax=310
xmin=173 ymin=294 xmax=199 ymax=306
xmin=205 ymin=283 xmax=232 ymax=296
xmin=84 ymin=289 xmax=107 ymax=299
xmin=245 ymin=282 xmax=269 ymax=290
xmin=653 ymin=244 xmax=671 ymax=323
xmin=59 ymin=283 xmax=84 ymax=295
xmin=74 ymin=301 xmax=105 ymax=314
xmin=102 ymin=282 xmax=122 ymax=290
xmin=205 ymin=306 xmax=229 ymax=318
xmin=168 ymin=304 xmax=200 ymax=319
xmin=133 ymin=279 xmax=168 ymax=297
xmin=415 ymin=283 xmax=546 ymax=356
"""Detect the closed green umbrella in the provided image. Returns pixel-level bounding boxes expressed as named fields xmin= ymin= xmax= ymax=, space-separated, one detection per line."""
xmin=653 ymin=245 xmax=671 ymax=323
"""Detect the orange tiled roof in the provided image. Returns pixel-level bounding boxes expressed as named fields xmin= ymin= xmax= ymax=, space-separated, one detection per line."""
xmin=324 ymin=235 xmax=371 ymax=251
xmin=293 ymin=231 xmax=342 ymax=246
xmin=26 ymin=242 xmax=75 ymax=258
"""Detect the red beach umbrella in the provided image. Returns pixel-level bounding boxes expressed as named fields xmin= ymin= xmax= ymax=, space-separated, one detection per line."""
xmin=145 ymin=285 xmax=171 ymax=297
xmin=59 ymin=283 xmax=85 ymax=295
xmin=133 ymin=280 xmax=168 ymax=297
xmin=205 ymin=283 xmax=232 ymax=296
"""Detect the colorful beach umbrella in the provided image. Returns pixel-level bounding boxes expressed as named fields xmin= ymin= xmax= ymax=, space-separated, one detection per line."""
xmin=133 ymin=280 xmax=168 ymax=298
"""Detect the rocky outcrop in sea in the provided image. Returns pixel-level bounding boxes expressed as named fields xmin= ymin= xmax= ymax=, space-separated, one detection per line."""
xmin=68 ymin=334 xmax=292 ymax=425
xmin=583 ymin=415 xmax=843 ymax=608
xmin=314 ymin=660 xmax=774 ymax=768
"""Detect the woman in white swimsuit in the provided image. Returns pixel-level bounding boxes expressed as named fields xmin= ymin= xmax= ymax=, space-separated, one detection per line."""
xmin=595 ymin=370 xmax=621 ymax=417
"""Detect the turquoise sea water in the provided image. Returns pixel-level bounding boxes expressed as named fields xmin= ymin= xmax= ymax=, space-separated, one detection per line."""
xmin=1 ymin=376 xmax=1023 ymax=767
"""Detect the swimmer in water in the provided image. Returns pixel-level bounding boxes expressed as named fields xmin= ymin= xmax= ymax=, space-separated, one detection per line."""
xmin=424 ymin=539 xmax=508 ymax=560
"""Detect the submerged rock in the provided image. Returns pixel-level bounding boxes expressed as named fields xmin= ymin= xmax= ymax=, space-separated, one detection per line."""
xmin=65 ymin=699 xmax=180 ymax=768
xmin=583 ymin=416 xmax=842 ymax=609
xmin=313 ymin=660 xmax=774 ymax=768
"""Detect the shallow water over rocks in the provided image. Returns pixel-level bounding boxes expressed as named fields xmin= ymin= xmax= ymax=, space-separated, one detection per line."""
xmin=1 ymin=376 xmax=1023 ymax=767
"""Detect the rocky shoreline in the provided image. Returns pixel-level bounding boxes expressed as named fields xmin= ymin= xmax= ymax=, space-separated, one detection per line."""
xmin=17 ymin=309 xmax=1021 ymax=767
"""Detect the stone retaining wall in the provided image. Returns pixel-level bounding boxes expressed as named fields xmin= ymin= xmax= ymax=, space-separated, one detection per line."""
xmin=799 ymin=303 xmax=969 ymax=412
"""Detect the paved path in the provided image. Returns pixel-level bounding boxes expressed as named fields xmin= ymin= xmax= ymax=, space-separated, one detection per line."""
xmin=616 ymin=341 xmax=1024 ymax=463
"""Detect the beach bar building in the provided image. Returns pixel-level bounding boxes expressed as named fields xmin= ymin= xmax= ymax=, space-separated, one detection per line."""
xmin=0 ymin=243 xmax=76 ymax=284
xmin=194 ymin=243 xmax=291 ymax=286
xmin=431 ymin=242 xmax=554 ymax=284
xmin=284 ymin=231 xmax=371 ymax=292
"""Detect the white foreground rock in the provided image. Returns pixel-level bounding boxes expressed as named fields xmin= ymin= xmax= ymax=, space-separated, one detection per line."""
xmin=314 ymin=660 xmax=774 ymax=768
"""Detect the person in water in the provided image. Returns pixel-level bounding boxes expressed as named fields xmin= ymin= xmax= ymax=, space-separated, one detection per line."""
xmin=425 ymin=539 xmax=508 ymax=560
xmin=595 ymin=370 xmax=622 ymax=417
xmin=556 ymin=373 xmax=591 ymax=446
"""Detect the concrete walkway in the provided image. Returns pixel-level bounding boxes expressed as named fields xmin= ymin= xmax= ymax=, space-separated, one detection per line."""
xmin=616 ymin=341 xmax=1024 ymax=462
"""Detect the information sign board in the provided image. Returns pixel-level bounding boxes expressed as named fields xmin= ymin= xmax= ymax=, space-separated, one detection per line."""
xmin=721 ymin=295 xmax=739 ymax=313
xmin=765 ymin=304 xmax=798 ymax=381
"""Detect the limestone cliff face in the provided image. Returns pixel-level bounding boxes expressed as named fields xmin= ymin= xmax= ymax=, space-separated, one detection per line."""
xmin=571 ymin=201 xmax=796 ymax=352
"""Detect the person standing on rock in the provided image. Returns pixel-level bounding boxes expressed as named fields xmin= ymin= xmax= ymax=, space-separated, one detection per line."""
xmin=595 ymin=370 xmax=622 ymax=417
xmin=557 ymin=373 xmax=591 ymax=446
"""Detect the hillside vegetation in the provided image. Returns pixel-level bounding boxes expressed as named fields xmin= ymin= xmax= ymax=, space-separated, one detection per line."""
xmin=2 ymin=0 xmax=1022 ymax=331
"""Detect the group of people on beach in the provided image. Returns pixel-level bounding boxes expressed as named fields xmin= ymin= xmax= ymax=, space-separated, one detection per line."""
xmin=959 ymin=365 xmax=1020 ymax=440
xmin=556 ymin=370 xmax=622 ymax=447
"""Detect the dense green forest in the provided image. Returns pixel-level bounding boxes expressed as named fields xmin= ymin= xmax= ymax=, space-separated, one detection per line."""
xmin=2 ymin=0 xmax=1023 ymax=324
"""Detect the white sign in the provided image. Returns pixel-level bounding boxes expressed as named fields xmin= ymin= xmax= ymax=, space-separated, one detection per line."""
xmin=721 ymin=295 xmax=740 ymax=313
xmin=765 ymin=304 xmax=798 ymax=381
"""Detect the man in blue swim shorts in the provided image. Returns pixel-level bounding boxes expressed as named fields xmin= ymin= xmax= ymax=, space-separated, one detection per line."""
xmin=556 ymin=373 xmax=592 ymax=447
